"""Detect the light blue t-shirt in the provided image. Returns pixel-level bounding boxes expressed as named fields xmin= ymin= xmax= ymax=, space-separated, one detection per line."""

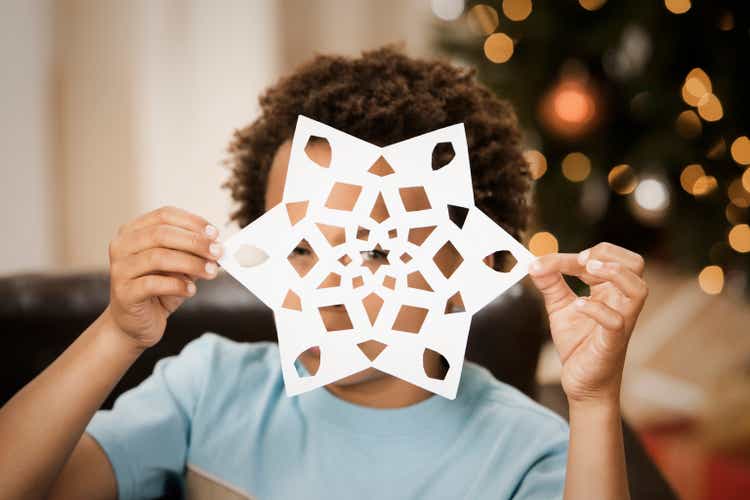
xmin=86 ymin=333 xmax=568 ymax=500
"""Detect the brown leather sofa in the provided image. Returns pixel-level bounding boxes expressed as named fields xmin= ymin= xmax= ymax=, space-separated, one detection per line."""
xmin=0 ymin=271 xmax=676 ymax=499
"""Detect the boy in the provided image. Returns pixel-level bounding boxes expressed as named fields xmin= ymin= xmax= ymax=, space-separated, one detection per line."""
xmin=0 ymin=48 xmax=646 ymax=499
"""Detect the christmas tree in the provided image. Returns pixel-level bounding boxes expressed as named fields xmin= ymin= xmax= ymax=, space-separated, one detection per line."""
xmin=433 ymin=0 xmax=750 ymax=297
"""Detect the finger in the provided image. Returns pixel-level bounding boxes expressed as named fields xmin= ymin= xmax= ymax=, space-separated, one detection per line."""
xmin=112 ymin=224 xmax=223 ymax=261
xmin=158 ymin=272 xmax=191 ymax=314
xmin=125 ymin=275 xmax=196 ymax=304
xmin=574 ymin=297 xmax=624 ymax=331
xmin=585 ymin=260 xmax=648 ymax=304
xmin=528 ymin=259 xmax=577 ymax=314
xmin=116 ymin=248 xmax=219 ymax=281
xmin=117 ymin=206 xmax=218 ymax=240
xmin=577 ymin=242 xmax=645 ymax=276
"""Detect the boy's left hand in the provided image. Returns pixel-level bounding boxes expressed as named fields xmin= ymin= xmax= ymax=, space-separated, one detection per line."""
xmin=528 ymin=242 xmax=648 ymax=407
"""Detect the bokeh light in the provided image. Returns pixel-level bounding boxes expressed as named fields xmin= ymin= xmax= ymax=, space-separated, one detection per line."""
xmin=502 ymin=0 xmax=532 ymax=21
xmin=728 ymin=224 xmax=750 ymax=253
xmin=743 ymin=168 xmax=750 ymax=192
xmin=681 ymin=68 xmax=711 ymax=107
xmin=523 ymin=150 xmax=547 ymax=180
xmin=562 ymin=152 xmax=592 ymax=182
xmin=634 ymin=177 xmax=669 ymax=211
xmin=725 ymin=203 xmax=748 ymax=225
xmin=698 ymin=265 xmax=724 ymax=295
xmin=529 ymin=231 xmax=559 ymax=256
xmin=665 ymin=0 xmax=691 ymax=15
xmin=579 ymin=0 xmax=607 ymax=11
xmin=675 ymin=110 xmax=702 ymax=139
xmin=697 ymin=93 xmax=723 ymax=122
xmin=692 ymin=175 xmax=718 ymax=197
xmin=730 ymin=136 xmax=750 ymax=165
xmin=728 ymin=179 xmax=750 ymax=208
xmin=483 ymin=33 xmax=514 ymax=63
xmin=608 ymin=164 xmax=638 ymax=195
xmin=467 ymin=4 xmax=499 ymax=35
xmin=431 ymin=0 xmax=464 ymax=20
xmin=680 ymin=164 xmax=704 ymax=194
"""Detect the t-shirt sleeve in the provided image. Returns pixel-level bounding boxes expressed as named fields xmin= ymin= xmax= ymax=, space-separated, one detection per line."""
xmin=511 ymin=422 xmax=568 ymax=500
xmin=85 ymin=333 xmax=214 ymax=500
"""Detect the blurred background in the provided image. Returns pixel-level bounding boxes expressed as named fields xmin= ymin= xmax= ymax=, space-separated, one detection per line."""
xmin=1 ymin=1 xmax=749 ymax=498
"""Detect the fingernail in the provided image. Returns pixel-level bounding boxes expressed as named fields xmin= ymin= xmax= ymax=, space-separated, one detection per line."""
xmin=577 ymin=249 xmax=590 ymax=265
xmin=205 ymin=262 xmax=217 ymax=276
xmin=586 ymin=259 xmax=603 ymax=272
xmin=204 ymin=225 xmax=218 ymax=239
xmin=529 ymin=259 xmax=542 ymax=274
xmin=187 ymin=281 xmax=197 ymax=295
xmin=209 ymin=242 xmax=222 ymax=257
xmin=575 ymin=297 xmax=587 ymax=307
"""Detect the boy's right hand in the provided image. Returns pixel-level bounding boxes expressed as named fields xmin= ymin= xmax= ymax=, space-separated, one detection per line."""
xmin=106 ymin=206 xmax=223 ymax=350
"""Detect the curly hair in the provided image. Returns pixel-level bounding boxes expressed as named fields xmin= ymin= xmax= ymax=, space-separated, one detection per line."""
xmin=224 ymin=46 xmax=530 ymax=239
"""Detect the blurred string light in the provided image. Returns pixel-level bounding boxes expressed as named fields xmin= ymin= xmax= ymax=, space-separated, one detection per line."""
xmin=717 ymin=10 xmax=734 ymax=31
xmin=603 ymin=25 xmax=651 ymax=81
xmin=502 ymin=0 xmax=532 ymax=21
xmin=698 ymin=265 xmax=724 ymax=295
xmin=729 ymin=224 xmax=750 ymax=253
xmin=539 ymin=65 xmax=601 ymax=139
xmin=730 ymin=136 xmax=750 ymax=165
xmin=529 ymin=231 xmax=558 ymax=255
xmin=484 ymin=33 xmax=514 ymax=63
xmin=680 ymin=68 xmax=723 ymax=122
xmin=561 ymin=152 xmax=591 ymax=182
xmin=431 ymin=0 xmax=463 ymax=21
xmin=664 ymin=0 xmax=691 ymax=15
xmin=697 ymin=94 xmax=723 ymax=122
xmin=680 ymin=164 xmax=705 ymax=194
xmin=523 ymin=150 xmax=547 ymax=180
xmin=608 ymin=164 xmax=638 ymax=195
xmin=675 ymin=110 xmax=702 ymax=139
xmin=726 ymin=203 xmax=747 ymax=225
xmin=743 ymin=168 xmax=750 ymax=192
xmin=706 ymin=138 xmax=726 ymax=160
xmin=728 ymin=179 xmax=750 ymax=208
xmin=467 ymin=4 xmax=499 ymax=35
xmin=692 ymin=175 xmax=718 ymax=197
xmin=629 ymin=175 xmax=670 ymax=225
xmin=579 ymin=0 xmax=607 ymax=12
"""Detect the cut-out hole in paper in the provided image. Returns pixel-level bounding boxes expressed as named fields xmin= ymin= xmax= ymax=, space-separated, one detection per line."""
xmin=287 ymin=239 xmax=318 ymax=277
xmin=319 ymin=305 xmax=353 ymax=332
xmin=400 ymin=252 xmax=412 ymax=263
xmin=316 ymin=223 xmax=345 ymax=247
xmin=488 ymin=250 xmax=518 ymax=273
xmin=423 ymin=348 xmax=450 ymax=380
xmin=285 ymin=201 xmax=309 ymax=226
xmin=352 ymin=275 xmax=364 ymax=288
xmin=432 ymin=141 xmax=456 ymax=171
xmin=367 ymin=155 xmax=395 ymax=177
xmin=388 ymin=228 xmax=398 ymax=239
xmin=356 ymin=226 xmax=370 ymax=241
xmin=295 ymin=347 xmax=320 ymax=377
xmin=361 ymin=244 xmax=389 ymax=274
xmin=444 ymin=291 xmax=465 ymax=313
xmin=399 ymin=186 xmax=431 ymax=212
xmin=407 ymin=270 xmax=433 ymax=292
xmin=305 ymin=136 xmax=331 ymax=168
xmin=234 ymin=244 xmax=269 ymax=268
xmin=392 ymin=304 xmax=429 ymax=334
xmin=370 ymin=192 xmax=390 ymax=223
xmin=433 ymin=241 xmax=463 ymax=279
xmin=382 ymin=275 xmax=396 ymax=289
xmin=317 ymin=272 xmax=341 ymax=289
xmin=357 ymin=340 xmax=388 ymax=361
xmin=325 ymin=182 xmax=362 ymax=211
xmin=362 ymin=292 xmax=384 ymax=325
xmin=338 ymin=254 xmax=352 ymax=266
xmin=448 ymin=204 xmax=469 ymax=229
xmin=408 ymin=226 xmax=436 ymax=246
xmin=282 ymin=289 xmax=302 ymax=311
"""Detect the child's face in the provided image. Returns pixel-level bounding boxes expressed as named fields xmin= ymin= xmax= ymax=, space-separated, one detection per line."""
xmin=264 ymin=140 xmax=464 ymax=388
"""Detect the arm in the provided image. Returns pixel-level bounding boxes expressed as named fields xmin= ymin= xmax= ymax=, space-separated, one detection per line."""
xmin=529 ymin=242 xmax=649 ymax=500
xmin=0 ymin=206 xmax=222 ymax=500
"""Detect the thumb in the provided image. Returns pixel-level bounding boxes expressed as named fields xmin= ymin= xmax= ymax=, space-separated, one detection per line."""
xmin=528 ymin=256 xmax=577 ymax=314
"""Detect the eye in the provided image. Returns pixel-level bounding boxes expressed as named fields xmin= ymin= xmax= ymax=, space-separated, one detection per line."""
xmin=360 ymin=248 xmax=388 ymax=261
xmin=292 ymin=246 xmax=312 ymax=257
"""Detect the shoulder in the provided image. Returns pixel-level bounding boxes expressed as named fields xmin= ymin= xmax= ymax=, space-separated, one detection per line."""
xmin=460 ymin=361 xmax=569 ymax=437
xmin=179 ymin=333 xmax=280 ymax=381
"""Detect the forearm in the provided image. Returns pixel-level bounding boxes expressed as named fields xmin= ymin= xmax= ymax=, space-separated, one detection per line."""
xmin=0 ymin=307 xmax=144 ymax=499
xmin=563 ymin=399 xmax=630 ymax=500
